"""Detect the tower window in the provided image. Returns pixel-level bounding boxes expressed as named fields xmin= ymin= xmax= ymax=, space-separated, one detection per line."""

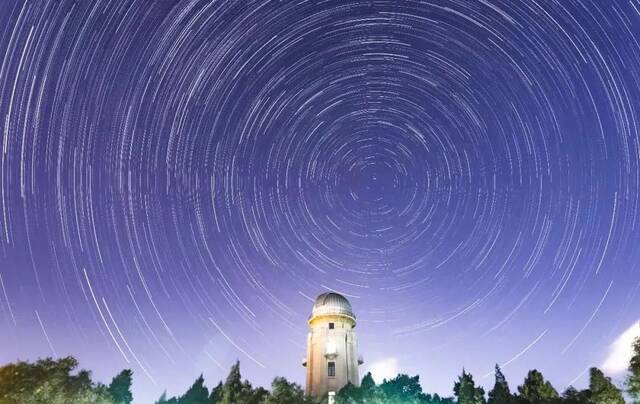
xmin=328 ymin=361 xmax=336 ymax=377
xmin=329 ymin=322 xmax=334 ymax=329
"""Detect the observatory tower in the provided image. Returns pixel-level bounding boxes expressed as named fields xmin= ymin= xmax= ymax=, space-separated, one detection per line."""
xmin=303 ymin=292 xmax=363 ymax=399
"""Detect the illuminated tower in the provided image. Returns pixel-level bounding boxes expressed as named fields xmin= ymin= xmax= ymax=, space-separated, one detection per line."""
xmin=303 ymin=292 xmax=363 ymax=399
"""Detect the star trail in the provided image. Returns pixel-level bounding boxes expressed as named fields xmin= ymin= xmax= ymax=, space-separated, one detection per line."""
xmin=1 ymin=0 xmax=640 ymax=401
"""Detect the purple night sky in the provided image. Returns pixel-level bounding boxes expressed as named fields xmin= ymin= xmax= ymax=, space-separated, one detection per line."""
xmin=1 ymin=1 xmax=640 ymax=402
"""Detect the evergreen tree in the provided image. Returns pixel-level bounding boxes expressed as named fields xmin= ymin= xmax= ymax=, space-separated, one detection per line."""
xmin=179 ymin=374 xmax=209 ymax=404
xmin=156 ymin=391 xmax=179 ymax=404
xmin=221 ymin=361 xmax=244 ymax=404
xmin=247 ymin=386 xmax=270 ymax=403
xmin=208 ymin=381 xmax=223 ymax=403
xmin=156 ymin=392 xmax=168 ymax=404
xmin=361 ymin=372 xmax=375 ymax=391
xmin=488 ymin=365 xmax=513 ymax=404
xmin=264 ymin=376 xmax=314 ymax=404
xmin=335 ymin=382 xmax=360 ymax=403
xmin=425 ymin=393 xmax=456 ymax=404
xmin=211 ymin=361 xmax=272 ymax=404
xmin=0 ymin=356 xmax=113 ymax=404
xmin=588 ymin=367 xmax=624 ymax=404
xmin=238 ymin=379 xmax=269 ymax=404
xmin=359 ymin=372 xmax=386 ymax=403
xmin=380 ymin=373 xmax=429 ymax=403
xmin=561 ymin=387 xmax=588 ymax=404
xmin=516 ymin=370 xmax=558 ymax=404
xmin=156 ymin=390 xmax=180 ymax=404
xmin=629 ymin=335 xmax=640 ymax=403
xmin=108 ymin=369 xmax=133 ymax=404
xmin=453 ymin=370 xmax=486 ymax=404
xmin=335 ymin=372 xmax=387 ymax=403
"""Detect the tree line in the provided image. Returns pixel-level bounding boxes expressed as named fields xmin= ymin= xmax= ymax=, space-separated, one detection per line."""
xmin=1 ymin=336 xmax=639 ymax=403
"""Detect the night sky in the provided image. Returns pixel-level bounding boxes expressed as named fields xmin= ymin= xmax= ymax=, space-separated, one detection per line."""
xmin=1 ymin=0 xmax=640 ymax=402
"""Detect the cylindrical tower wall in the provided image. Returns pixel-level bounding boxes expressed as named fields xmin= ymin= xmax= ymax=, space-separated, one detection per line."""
xmin=304 ymin=293 xmax=361 ymax=399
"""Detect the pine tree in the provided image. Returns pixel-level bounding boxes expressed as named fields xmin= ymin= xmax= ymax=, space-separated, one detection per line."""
xmin=454 ymin=370 xmax=486 ymax=404
xmin=358 ymin=372 xmax=386 ymax=402
xmin=108 ymin=369 xmax=133 ymax=404
xmin=155 ymin=390 xmax=179 ymax=403
xmin=0 ymin=357 xmax=114 ymax=403
xmin=156 ymin=392 xmax=171 ymax=404
xmin=247 ymin=386 xmax=269 ymax=404
xmin=380 ymin=373 xmax=430 ymax=402
xmin=264 ymin=377 xmax=313 ymax=404
xmin=587 ymin=368 xmax=623 ymax=404
xmin=488 ymin=365 xmax=513 ymax=404
xmin=221 ymin=361 xmax=244 ymax=404
xmin=361 ymin=372 xmax=375 ymax=391
xmin=516 ymin=370 xmax=558 ymax=404
xmin=156 ymin=392 xmax=167 ymax=404
xmin=561 ymin=387 xmax=588 ymax=404
xmin=629 ymin=335 xmax=640 ymax=403
xmin=238 ymin=379 xmax=269 ymax=404
xmin=179 ymin=374 xmax=209 ymax=404
xmin=426 ymin=394 xmax=456 ymax=404
xmin=208 ymin=381 xmax=223 ymax=403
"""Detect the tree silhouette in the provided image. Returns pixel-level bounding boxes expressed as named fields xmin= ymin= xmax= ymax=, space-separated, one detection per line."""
xmin=516 ymin=370 xmax=558 ymax=404
xmin=241 ymin=381 xmax=269 ymax=404
xmin=220 ymin=361 xmax=244 ymax=404
xmin=3 ymin=335 xmax=640 ymax=404
xmin=0 ymin=356 xmax=113 ymax=403
xmin=108 ymin=369 xmax=133 ymax=404
xmin=156 ymin=391 xmax=179 ymax=404
xmin=361 ymin=372 xmax=376 ymax=391
xmin=336 ymin=372 xmax=453 ymax=403
xmin=264 ymin=377 xmax=314 ymax=404
xmin=179 ymin=374 xmax=209 ymax=404
xmin=208 ymin=381 xmax=223 ymax=403
xmin=454 ymin=370 xmax=486 ymax=404
xmin=358 ymin=372 xmax=386 ymax=403
xmin=381 ymin=373 xmax=429 ymax=403
xmin=488 ymin=365 xmax=513 ymax=404
xmin=629 ymin=335 xmax=640 ymax=403
xmin=335 ymin=373 xmax=385 ymax=403
xmin=587 ymin=367 xmax=624 ymax=404
xmin=561 ymin=386 xmax=588 ymax=404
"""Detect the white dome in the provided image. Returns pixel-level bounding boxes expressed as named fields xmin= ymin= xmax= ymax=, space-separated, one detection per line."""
xmin=310 ymin=292 xmax=355 ymax=322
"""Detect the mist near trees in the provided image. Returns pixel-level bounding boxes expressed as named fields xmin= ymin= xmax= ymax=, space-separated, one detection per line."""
xmin=1 ymin=335 xmax=639 ymax=403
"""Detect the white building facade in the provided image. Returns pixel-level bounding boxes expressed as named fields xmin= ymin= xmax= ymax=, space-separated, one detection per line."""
xmin=303 ymin=292 xmax=363 ymax=399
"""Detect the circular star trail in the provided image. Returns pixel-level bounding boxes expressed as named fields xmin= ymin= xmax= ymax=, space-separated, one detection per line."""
xmin=1 ymin=0 xmax=640 ymax=401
